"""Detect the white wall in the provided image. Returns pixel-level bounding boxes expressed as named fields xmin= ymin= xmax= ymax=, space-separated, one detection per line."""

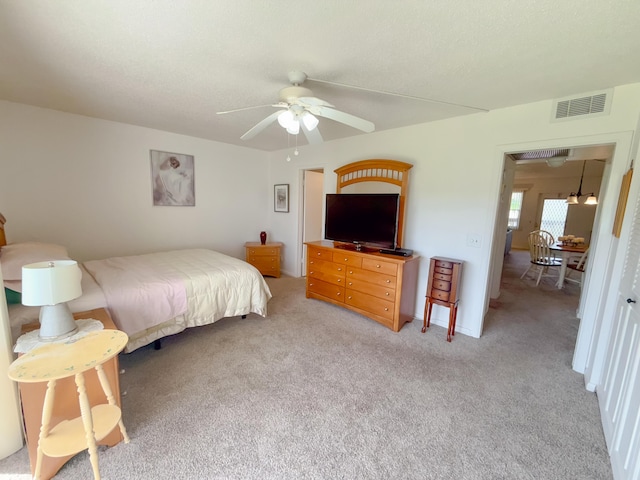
xmin=0 ymin=100 xmax=270 ymax=261
xmin=266 ymin=82 xmax=640 ymax=339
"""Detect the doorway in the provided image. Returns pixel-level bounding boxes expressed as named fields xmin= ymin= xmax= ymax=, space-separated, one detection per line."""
xmin=487 ymin=141 xmax=617 ymax=370
xmin=300 ymin=169 xmax=324 ymax=276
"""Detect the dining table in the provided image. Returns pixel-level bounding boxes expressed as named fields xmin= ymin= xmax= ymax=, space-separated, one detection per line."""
xmin=550 ymin=242 xmax=589 ymax=289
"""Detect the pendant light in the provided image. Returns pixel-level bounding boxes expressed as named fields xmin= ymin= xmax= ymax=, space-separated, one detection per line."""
xmin=567 ymin=160 xmax=598 ymax=205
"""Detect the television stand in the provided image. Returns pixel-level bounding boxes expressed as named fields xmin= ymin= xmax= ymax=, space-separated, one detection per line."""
xmin=305 ymin=240 xmax=420 ymax=332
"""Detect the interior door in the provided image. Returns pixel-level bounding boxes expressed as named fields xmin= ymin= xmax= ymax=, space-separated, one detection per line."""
xmin=598 ymin=188 xmax=640 ymax=479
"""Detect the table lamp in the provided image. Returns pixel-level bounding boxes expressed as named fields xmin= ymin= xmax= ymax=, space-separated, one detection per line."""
xmin=21 ymin=260 xmax=82 ymax=341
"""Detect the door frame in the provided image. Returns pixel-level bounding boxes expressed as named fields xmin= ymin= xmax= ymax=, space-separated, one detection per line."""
xmin=488 ymin=131 xmax=634 ymax=382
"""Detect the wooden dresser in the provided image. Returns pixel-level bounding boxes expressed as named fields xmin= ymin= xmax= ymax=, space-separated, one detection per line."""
xmin=422 ymin=257 xmax=463 ymax=341
xmin=245 ymin=242 xmax=282 ymax=277
xmin=305 ymin=240 xmax=420 ymax=332
xmin=18 ymin=308 xmax=124 ymax=479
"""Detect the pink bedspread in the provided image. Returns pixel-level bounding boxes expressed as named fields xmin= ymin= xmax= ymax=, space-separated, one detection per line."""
xmin=83 ymin=254 xmax=188 ymax=336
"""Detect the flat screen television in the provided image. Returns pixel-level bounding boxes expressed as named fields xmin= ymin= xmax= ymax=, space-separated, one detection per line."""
xmin=324 ymin=193 xmax=400 ymax=250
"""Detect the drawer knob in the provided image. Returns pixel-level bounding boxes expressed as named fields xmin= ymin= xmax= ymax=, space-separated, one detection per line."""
xmin=385 ymin=292 xmax=389 ymax=296
xmin=310 ymin=271 xmax=314 ymax=275
xmin=348 ymin=282 xmax=352 ymax=286
xmin=348 ymin=296 xmax=352 ymax=299
xmin=337 ymin=292 xmax=341 ymax=296
xmin=384 ymin=307 xmax=389 ymax=311
xmin=386 ymin=280 xmax=390 ymax=283
xmin=376 ymin=264 xmax=381 ymax=268
xmin=338 ymin=267 xmax=342 ymax=271
xmin=344 ymin=258 xmax=348 ymax=261
xmin=337 ymin=279 xmax=341 ymax=282
xmin=349 ymin=270 xmax=353 ymax=274
xmin=317 ymin=252 xmax=321 ymax=256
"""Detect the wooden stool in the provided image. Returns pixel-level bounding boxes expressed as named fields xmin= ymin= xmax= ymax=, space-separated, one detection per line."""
xmin=8 ymin=330 xmax=130 ymax=480
xmin=422 ymin=257 xmax=463 ymax=342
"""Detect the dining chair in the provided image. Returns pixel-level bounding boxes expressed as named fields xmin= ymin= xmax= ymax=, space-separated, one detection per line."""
xmin=520 ymin=230 xmax=563 ymax=286
xmin=565 ymin=248 xmax=589 ymax=287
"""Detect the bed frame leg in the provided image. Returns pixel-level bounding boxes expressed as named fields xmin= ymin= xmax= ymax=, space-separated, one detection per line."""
xmin=153 ymin=339 xmax=162 ymax=350
xmin=241 ymin=315 xmax=246 ymax=319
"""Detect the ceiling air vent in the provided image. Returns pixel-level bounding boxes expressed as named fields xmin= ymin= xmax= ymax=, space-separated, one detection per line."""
xmin=551 ymin=89 xmax=612 ymax=122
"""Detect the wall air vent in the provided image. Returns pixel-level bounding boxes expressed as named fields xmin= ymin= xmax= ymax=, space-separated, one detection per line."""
xmin=551 ymin=89 xmax=613 ymax=122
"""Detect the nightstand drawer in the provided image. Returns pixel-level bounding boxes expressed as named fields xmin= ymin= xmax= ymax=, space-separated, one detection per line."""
xmin=247 ymin=247 xmax=279 ymax=256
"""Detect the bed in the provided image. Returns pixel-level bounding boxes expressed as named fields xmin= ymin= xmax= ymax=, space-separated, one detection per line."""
xmin=0 ymin=215 xmax=272 ymax=353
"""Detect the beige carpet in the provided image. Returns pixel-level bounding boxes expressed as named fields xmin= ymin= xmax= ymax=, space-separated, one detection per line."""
xmin=0 ymin=250 xmax=612 ymax=479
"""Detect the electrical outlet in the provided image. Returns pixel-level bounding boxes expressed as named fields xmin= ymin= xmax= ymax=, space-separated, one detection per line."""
xmin=467 ymin=233 xmax=482 ymax=248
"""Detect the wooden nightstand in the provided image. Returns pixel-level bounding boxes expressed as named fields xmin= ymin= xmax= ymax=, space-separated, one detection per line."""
xmin=245 ymin=242 xmax=283 ymax=278
xmin=17 ymin=308 xmax=125 ymax=479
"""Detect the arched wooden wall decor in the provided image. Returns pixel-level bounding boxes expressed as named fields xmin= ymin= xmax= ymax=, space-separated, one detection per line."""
xmin=334 ymin=159 xmax=413 ymax=248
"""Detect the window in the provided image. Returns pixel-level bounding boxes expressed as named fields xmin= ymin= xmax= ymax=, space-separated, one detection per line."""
xmin=508 ymin=190 xmax=524 ymax=229
xmin=540 ymin=199 xmax=568 ymax=241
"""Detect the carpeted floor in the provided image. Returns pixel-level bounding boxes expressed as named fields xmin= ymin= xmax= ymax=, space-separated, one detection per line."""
xmin=0 ymin=250 xmax=612 ymax=479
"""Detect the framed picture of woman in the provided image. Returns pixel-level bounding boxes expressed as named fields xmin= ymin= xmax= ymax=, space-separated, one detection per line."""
xmin=150 ymin=150 xmax=195 ymax=206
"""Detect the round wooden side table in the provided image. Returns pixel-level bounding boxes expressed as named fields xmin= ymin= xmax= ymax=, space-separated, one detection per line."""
xmin=8 ymin=329 xmax=130 ymax=480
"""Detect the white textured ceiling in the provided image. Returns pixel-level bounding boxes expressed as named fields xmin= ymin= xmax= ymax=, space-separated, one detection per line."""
xmin=1 ymin=1 xmax=640 ymax=151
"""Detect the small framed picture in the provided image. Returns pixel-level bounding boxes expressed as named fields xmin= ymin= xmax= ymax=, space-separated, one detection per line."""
xmin=274 ymin=184 xmax=289 ymax=213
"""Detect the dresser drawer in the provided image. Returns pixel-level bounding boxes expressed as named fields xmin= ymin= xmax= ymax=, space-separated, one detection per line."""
xmin=308 ymin=247 xmax=333 ymax=262
xmin=347 ymin=277 xmax=395 ymax=300
xmin=362 ymin=257 xmax=397 ymax=276
xmin=247 ymin=247 xmax=279 ymax=257
xmin=308 ymin=258 xmax=346 ymax=276
xmin=332 ymin=251 xmax=363 ymax=268
xmin=346 ymin=267 xmax=396 ymax=289
xmin=345 ymin=290 xmax=395 ymax=322
xmin=307 ymin=277 xmax=345 ymax=302
xmin=430 ymin=288 xmax=451 ymax=302
xmin=308 ymin=268 xmax=346 ymax=287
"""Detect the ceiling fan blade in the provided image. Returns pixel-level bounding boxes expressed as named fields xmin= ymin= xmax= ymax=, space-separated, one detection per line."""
xmin=311 ymin=106 xmax=375 ymax=133
xmin=296 ymin=96 xmax=334 ymax=108
xmin=217 ymin=102 xmax=287 ymax=115
xmin=240 ymin=110 xmax=284 ymax=140
xmin=307 ymin=76 xmax=489 ymax=112
xmin=301 ymin=123 xmax=324 ymax=145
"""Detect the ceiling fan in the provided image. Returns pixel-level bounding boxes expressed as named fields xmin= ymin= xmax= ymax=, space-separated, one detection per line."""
xmin=216 ymin=71 xmax=376 ymax=145
xmin=216 ymin=71 xmax=489 ymax=145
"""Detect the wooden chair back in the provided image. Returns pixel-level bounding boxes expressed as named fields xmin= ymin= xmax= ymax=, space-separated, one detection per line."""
xmin=528 ymin=231 xmax=556 ymax=266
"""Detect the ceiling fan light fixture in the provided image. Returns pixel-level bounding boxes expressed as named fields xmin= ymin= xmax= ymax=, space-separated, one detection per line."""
xmin=286 ymin=120 xmax=300 ymax=135
xmin=277 ymin=110 xmax=294 ymax=128
xmin=301 ymin=111 xmax=319 ymax=131
xmin=585 ymin=194 xmax=598 ymax=205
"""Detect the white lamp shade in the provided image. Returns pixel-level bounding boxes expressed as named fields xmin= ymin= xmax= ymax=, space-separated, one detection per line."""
xmin=585 ymin=194 xmax=598 ymax=205
xmin=286 ymin=120 xmax=300 ymax=135
xmin=301 ymin=111 xmax=319 ymax=131
xmin=277 ymin=110 xmax=294 ymax=128
xmin=566 ymin=194 xmax=579 ymax=205
xmin=22 ymin=260 xmax=82 ymax=306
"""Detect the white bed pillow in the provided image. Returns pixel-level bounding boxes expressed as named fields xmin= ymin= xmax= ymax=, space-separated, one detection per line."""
xmin=1 ymin=242 xmax=71 ymax=291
